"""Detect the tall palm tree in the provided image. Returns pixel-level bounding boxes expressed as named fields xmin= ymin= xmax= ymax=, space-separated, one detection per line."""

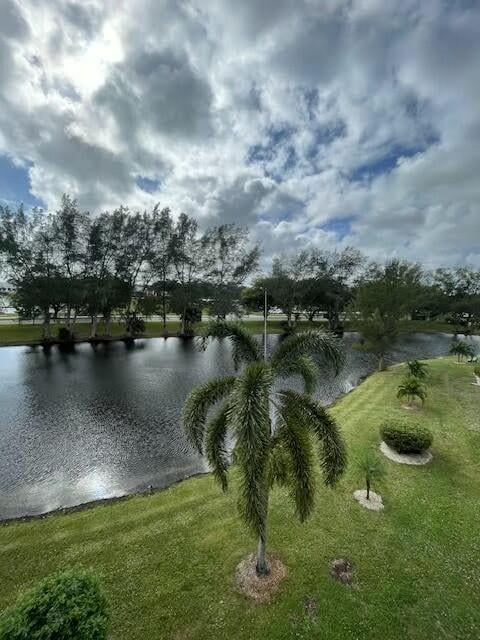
xmin=182 ymin=322 xmax=347 ymax=576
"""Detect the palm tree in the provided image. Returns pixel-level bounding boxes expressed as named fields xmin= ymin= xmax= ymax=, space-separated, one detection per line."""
xmin=357 ymin=449 xmax=385 ymax=499
xmin=182 ymin=321 xmax=347 ymax=576
xmin=397 ymin=375 xmax=427 ymax=408
xmin=449 ymin=340 xmax=475 ymax=363
xmin=406 ymin=359 xmax=429 ymax=380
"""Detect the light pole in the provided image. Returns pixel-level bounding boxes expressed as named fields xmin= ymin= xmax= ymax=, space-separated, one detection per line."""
xmin=264 ymin=288 xmax=268 ymax=361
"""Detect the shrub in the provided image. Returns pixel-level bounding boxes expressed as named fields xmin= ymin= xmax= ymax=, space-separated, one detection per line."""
xmin=380 ymin=421 xmax=433 ymax=454
xmin=0 ymin=568 xmax=109 ymax=640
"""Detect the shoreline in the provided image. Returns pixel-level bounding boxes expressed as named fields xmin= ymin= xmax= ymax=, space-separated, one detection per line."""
xmin=0 ymin=354 xmax=446 ymax=526
xmin=0 ymin=471 xmax=208 ymax=527
xmin=0 ymin=323 xmax=478 ymax=348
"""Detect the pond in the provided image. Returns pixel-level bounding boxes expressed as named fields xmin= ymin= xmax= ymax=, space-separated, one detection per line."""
xmin=0 ymin=332 xmax=478 ymax=520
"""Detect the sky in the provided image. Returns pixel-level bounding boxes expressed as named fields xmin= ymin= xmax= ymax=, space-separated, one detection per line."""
xmin=0 ymin=0 xmax=479 ymax=268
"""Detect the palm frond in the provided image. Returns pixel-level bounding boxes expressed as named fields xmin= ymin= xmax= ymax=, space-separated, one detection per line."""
xmin=276 ymin=410 xmax=315 ymax=522
xmin=182 ymin=375 xmax=236 ymax=454
xmin=274 ymin=354 xmax=319 ymax=394
xmin=205 ymin=402 xmax=230 ymax=492
xmin=279 ymin=390 xmax=347 ymax=487
xmin=268 ymin=439 xmax=290 ymax=488
xmin=200 ymin=320 xmax=262 ymax=369
xmin=228 ymin=361 xmax=272 ymax=537
xmin=272 ymin=331 xmax=345 ymax=375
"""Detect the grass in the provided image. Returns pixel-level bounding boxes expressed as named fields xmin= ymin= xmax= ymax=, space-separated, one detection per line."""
xmin=1 ymin=357 xmax=479 ymax=638
xmin=0 ymin=318 xmax=472 ymax=345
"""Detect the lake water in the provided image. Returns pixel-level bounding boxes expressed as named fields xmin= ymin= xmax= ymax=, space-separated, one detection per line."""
xmin=0 ymin=332 xmax=478 ymax=520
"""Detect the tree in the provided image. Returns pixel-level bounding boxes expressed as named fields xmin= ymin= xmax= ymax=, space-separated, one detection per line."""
xmin=353 ymin=260 xmax=424 ymax=370
xmin=406 ymin=360 xmax=429 ymax=380
xmin=202 ymin=224 xmax=259 ymax=319
xmin=0 ymin=205 xmax=60 ymax=340
xmin=397 ymin=376 xmax=427 ymax=407
xmin=150 ymin=206 xmax=174 ymax=329
xmin=357 ymin=449 xmax=385 ymax=500
xmin=182 ymin=322 xmax=347 ymax=575
xmin=170 ymin=214 xmax=206 ymax=335
xmin=449 ymin=340 xmax=475 ymax=363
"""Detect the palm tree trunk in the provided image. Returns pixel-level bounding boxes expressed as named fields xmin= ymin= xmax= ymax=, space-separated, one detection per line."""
xmin=256 ymin=532 xmax=270 ymax=576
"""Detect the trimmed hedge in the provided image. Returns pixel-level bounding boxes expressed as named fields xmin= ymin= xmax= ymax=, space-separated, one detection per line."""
xmin=380 ymin=421 xmax=433 ymax=454
xmin=0 ymin=568 xmax=109 ymax=639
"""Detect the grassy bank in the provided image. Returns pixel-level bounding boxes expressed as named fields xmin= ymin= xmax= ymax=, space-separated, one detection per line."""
xmin=1 ymin=358 xmax=479 ymax=638
xmin=0 ymin=318 xmax=471 ymax=346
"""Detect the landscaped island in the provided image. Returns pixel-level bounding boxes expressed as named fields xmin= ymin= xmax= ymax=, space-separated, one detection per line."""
xmin=1 ymin=356 xmax=479 ymax=639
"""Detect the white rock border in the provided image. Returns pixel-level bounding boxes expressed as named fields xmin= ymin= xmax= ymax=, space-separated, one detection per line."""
xmin=353 ymin=489 xmax=384 ymax=511
xmin=380 ymin=441 xmax=432 ymax=465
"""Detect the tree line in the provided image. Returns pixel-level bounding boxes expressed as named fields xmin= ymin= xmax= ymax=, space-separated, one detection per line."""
xmin=1 ymin=195 xmax=479 ymax=346
xmin=0 ymin=195 xmax=259 ymax=339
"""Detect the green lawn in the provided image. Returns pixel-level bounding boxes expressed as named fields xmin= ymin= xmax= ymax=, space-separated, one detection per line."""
xmin=1 ymin=358 xmax=479 ymax=638
xmin=0 ymin=318 xmax=472 ymax=345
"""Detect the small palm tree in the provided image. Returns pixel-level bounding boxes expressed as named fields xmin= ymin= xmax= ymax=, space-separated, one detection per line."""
xmin=182 ymin=322 xmax=347 ymax=576
xmin=406 ymin=359 xmax=429 ymax=380
xmin=397 ymin=375 xmax=427 ymax=408
xmin=357 ymin=450 xmax=385 ymax=499
xmin=449 ymin=340 xmax=475 ymax=363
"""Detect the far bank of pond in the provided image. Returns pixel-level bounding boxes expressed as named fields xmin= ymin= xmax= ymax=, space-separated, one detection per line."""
xmin=0 ymin=318 xmax=476 ymax=346
xmin=0 ymin=332 xmax=478 ymax=520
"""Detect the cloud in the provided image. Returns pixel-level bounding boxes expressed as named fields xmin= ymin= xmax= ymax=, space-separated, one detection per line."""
xmin=0 ymin=0 xmax=479 ymax=267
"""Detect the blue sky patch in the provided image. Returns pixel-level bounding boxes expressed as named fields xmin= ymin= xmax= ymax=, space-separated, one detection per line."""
xmin=136 ymin=176 xmax=161 ymax=193
xmin=321 ymin=216 xmax=355 ymax=240
xmin=0 ymin=155 xmax=44 ymax=208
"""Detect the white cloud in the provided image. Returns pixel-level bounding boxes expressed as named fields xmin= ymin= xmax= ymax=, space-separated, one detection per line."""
xmin=0 ymin=0 xmax=479 ymax=266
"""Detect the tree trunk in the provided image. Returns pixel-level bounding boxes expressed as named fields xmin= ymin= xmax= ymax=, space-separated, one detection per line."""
xmin=256 ymin=533 xmax=270 ymax=576
xmin=366 ymin=477 xmax=370 ymax=500
xmin=378 ymin=354 xmax=385 ymax=371
xmin=42 ymin=310 xmax=51 ymax=341
xmin=90 ymin=314 xmax=98 ymax=339
xmin=71 ymin=309 xmax=77 ymax=329
xmin=162 ymin=286 xmax=167 ymax=330
xmin=104 ymin=315 xmax=111 ymax=336
xmin=181 ymin=305 xmax=187 ymax=335
xmin=65 ymin=305 xmax=72 ymax=330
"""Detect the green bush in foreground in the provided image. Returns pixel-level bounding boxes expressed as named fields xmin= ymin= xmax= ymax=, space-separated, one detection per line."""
xmin=0 ymin=568 xmax=109 ymax=640
xmin=380 ymin=421 xmax=433 ymax=454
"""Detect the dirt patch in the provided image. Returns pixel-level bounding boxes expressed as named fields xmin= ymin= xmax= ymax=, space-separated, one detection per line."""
xmin=380 ymin=441 xmax=432 ymax=465
xmin=401 ymin=404 xmax=421 ymax=411
xmin=353 ymin=489 xmax=384 ymax=511
xmin=329 ymin=558 xmax=355 ymax=586
xmin=235 ymin=553 xmax=287 ymax=603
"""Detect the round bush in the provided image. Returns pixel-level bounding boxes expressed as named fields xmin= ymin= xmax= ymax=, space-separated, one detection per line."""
xmin=0 ymin=568 xmax=109 ymax=640
xmin=380 ymin=422 xmax=433 ymax=454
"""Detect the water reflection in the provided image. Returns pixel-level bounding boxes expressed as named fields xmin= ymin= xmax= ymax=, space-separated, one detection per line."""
xmin=0 ymin=332 xmax=478 ymax=519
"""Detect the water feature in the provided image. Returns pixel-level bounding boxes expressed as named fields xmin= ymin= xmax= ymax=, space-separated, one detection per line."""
xmin=0 ymin=332 xmax=478 ymax=520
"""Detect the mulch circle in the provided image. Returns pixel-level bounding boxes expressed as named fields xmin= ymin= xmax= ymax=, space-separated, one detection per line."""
xmin=235 ymin=553 xmax=287 ymax=603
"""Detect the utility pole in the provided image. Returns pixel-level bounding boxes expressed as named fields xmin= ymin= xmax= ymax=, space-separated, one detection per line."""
xmin=264 ymin=288 xmax=267 ymax=361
